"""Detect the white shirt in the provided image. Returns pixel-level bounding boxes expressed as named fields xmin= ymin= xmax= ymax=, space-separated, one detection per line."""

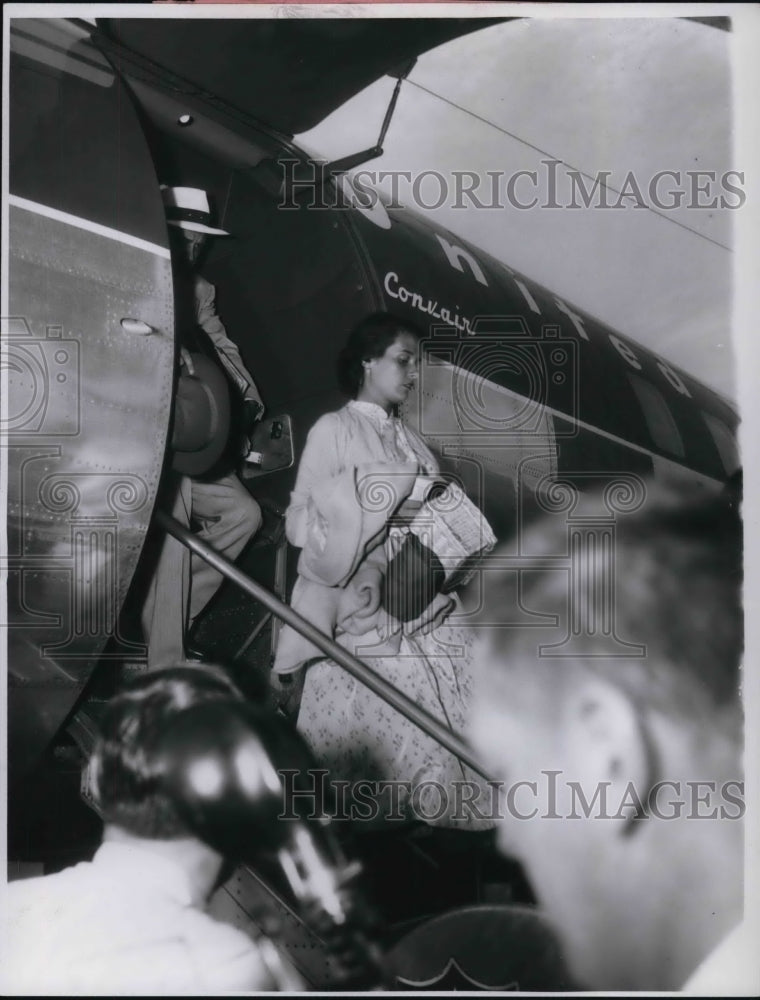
xmin=347 ymin=399 xmax=433 ymax=468
xmin=1 ymin=841 xmax=274 ymax=995
xmin=681 ymin=921 xmax=759 ymax=994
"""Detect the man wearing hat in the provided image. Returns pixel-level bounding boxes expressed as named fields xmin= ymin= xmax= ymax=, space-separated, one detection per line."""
xmin=141 ymin=186 xmax=264 ymax=668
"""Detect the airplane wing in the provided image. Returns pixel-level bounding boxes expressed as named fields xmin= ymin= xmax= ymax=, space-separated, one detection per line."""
xmin=96 ymin=16 xmax=510 ymax=137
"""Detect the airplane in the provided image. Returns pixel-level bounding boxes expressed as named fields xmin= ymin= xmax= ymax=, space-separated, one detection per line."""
xmin=3 ymin=11 xmax=739 ymax=990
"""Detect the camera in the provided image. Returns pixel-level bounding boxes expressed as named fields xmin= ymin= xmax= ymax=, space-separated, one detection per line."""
xmin=3 ymin=317 xmax=80 ymax=436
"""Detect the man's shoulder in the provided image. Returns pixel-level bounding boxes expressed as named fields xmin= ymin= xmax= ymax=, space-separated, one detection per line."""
xmin=179 ymin=906 xmax=273 ymax=989
xmin=6 ymin=860 xmax=91 ymax=903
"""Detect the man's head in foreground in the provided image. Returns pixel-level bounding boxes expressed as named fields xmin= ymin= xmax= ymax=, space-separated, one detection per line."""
xmin=468 ymin=478 xmax=743 ymax=990
xmin=89 ymin=664 xmax=243 ymax=900
xmin=1 ymin=664 xmax=296 ymax=995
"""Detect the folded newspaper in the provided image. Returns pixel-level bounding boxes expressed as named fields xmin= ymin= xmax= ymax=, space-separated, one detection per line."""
xmin=381 ymin=476 xmax=498 ymax=622
xmin=408 ymin=477 xmax=497 ymax=588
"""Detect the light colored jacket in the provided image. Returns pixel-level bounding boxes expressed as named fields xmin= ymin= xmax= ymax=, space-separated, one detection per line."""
xmin=273 ymin=402 xmax=442 ymax=673
xmin=195 ymin=275 xmax=264 ymax=407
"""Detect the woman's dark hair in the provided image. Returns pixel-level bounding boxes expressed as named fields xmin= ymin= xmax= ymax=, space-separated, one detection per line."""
xmin=90 ymin=664 xmax=242 ymax=839
xmin=337 ymin=312 xmax=424 ymax=398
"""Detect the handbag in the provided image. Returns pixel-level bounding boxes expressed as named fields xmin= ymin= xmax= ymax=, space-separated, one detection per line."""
xmin=381 ymin=478 xmax=496 ymax=623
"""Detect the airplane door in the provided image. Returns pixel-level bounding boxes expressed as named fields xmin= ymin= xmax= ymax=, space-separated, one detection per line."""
xmin=5 ymin=19 xmax=175 ymax=781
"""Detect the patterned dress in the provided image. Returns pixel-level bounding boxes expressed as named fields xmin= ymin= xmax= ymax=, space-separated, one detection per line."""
xmin=279 ymin=400 xmax=495 ymax=830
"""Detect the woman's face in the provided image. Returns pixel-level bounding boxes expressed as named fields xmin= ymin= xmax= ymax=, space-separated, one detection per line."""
xmin=358 ymin=332 xmax=419 ymax=412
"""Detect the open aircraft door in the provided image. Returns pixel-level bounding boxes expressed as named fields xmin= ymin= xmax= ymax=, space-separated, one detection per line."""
xmin=5 ymin=19 xmax=176 ymax=782
xmin=5 ymin=11 xmax=507 ymax=784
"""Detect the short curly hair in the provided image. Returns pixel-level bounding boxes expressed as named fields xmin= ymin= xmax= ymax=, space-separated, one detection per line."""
xmin=337 ymin=312 xmax=424 ymax=398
